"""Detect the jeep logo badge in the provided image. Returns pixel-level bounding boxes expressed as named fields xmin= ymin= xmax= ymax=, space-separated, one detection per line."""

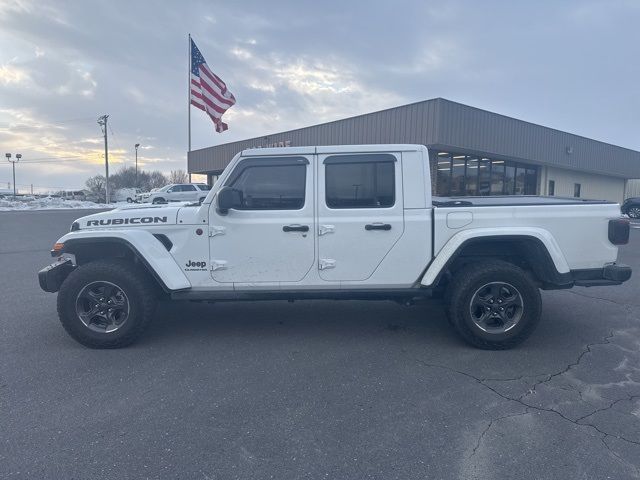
xmin=185 ymin=260 xmax=207 ymax=271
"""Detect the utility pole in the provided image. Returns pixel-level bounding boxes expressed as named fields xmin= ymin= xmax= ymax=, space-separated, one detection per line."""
xmin=98 ymin=115 xmax=110 ymax=204
xmin=135 ymin=143 xmax=140 ymax=187
xmin=5 ymin=153 xmax=21 ymax=198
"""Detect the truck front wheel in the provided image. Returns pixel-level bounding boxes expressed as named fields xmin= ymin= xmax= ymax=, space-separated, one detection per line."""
xmin=57 ymin=259 xmax=158 ymax=348
xmin=447 ymin=260 xmax=541 ymax=350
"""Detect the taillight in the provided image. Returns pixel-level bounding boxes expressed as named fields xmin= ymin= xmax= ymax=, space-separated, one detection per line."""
xmin=608 ymin=219 xmax=630 ymax=245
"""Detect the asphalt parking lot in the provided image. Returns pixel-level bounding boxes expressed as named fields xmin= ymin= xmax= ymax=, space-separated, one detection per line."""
xmin=1 ymin=209 xmax=639 ymax=480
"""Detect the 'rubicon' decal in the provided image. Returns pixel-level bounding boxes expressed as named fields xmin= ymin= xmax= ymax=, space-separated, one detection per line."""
xmin=86 ymin=216 xmax=168 ymax=226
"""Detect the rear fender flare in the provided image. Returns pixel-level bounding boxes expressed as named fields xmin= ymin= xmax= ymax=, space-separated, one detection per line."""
xmin=421 ymin=227 xmax=570 ymax=287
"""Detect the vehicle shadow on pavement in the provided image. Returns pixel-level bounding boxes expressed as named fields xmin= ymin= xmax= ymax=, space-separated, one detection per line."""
xmin=144 ymin=298 xmax=460 ymax=348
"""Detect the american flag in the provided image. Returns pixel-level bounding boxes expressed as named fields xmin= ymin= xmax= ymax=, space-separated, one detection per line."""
xmin=190 ymin=38 xmax=236 ymax=133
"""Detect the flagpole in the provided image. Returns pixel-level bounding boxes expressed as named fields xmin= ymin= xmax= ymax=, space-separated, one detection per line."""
xmin=188 ymin=33 xmax=192 ymax=183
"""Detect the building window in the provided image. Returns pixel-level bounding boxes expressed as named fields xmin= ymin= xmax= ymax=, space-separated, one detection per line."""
xmin=491 ymin=160 xmax=505 ymax=195
xmin=465 ymin=156 xmax=478 ymax=195
xmin=574 ymin=183 xmax=581 ymax=198
xmin=433 ymin=150 xmax=537 ymax=196
xmin=524 ymin=168 xmax=537 ymax=195
xmin=548 ymin=180 xmax=555 ymax=196
xmin=504 ymin=164 xmax=516 ymax=195
xmin=436 ymin=153 xmax=452 ymax=196
xmin=325 ymin=154 xmax=395 ymax=208
xmin=478 ymin=158 xmax=491 ymax=195
xmin=451 ymin=155 xmax=466 ymax=196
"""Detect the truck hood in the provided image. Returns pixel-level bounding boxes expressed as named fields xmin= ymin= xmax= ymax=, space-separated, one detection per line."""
xmin=73 ymin=203 xmax=189 ymax=230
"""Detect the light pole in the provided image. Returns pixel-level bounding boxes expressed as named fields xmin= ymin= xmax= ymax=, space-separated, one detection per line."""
xmin=135 ymin=143 xmax=140 ymax=187
xmin=98 ymin=115 xmax=109 ymax=204
xmin=5 ymin=153 xmax=20 ymax=198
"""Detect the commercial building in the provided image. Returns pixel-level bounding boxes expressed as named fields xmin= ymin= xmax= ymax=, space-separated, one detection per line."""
xmin=188 ymin=98 xmax=640 ymax=202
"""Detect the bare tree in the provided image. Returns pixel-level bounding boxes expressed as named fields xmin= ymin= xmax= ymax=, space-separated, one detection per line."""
xmin=110 ymin=167 xmax=138 ymax=189
xmin=84 ymin=169 xmax=168 ymax=196
xmin=169 ymin=169 xmax=189 ymax=184
xmin=148 ymin=170 xmax=168 ymax=189
xmin=85 ymin=174 xmax=106 ymax=195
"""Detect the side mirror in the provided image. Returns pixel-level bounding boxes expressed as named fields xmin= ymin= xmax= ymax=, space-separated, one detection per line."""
xmin=217 ymin=186 xmax=242 ymax=215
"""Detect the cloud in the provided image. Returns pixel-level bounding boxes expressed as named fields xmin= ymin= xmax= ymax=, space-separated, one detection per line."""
xmin=0 ymin=0 xmax=638 ymax=192
xmin=0 ymin=63 xmax=29 ymax=85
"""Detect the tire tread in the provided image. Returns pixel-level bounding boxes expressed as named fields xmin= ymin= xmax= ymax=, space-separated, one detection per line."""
xmin=57 ymin=259 xmax=157 ymax=348
xmin=446 ymin=260 xmax=541 ymax=350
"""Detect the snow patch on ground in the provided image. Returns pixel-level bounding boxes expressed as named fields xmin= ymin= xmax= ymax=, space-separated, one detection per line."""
xmin=0 ymin=196 xmax=111 ymax=211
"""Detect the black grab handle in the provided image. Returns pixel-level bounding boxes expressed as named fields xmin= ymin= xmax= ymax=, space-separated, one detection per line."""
xmin=365 ymin=223 xmax=392 ymax=231
xmin=283 ymin=225 xmax=309 ymax=232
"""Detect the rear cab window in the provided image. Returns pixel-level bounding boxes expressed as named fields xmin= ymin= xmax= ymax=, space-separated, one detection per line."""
xmin=324 ymin=154 xmax=396 ymax=208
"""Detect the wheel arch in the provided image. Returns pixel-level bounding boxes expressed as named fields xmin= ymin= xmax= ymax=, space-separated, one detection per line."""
xmin=421 ymin=229 xmax=572 ymax=290
xmin=57 ymin=231 xmax=191 ymax=292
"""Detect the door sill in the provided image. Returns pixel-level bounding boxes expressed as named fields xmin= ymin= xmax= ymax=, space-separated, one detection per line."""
xmin=171 ymin=287 xmax=433 ymax=302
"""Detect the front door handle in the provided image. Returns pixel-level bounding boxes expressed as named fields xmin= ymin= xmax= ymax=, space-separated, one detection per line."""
xmin=365 ymin=223 xmax=392 ymax=231
xmin=283 ymin=224 xmax=309 ymax=232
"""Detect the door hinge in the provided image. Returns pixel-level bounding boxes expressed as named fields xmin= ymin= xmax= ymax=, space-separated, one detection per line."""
xmin=209 ymin=226 xmax=226 ymax=237
xmin=210 ymin=260 xmax=228 ymax=271
xmin=319 ymin=224 xmax=335 ymax=236
xmin=319 ymin=258 xmax=336 ymax=270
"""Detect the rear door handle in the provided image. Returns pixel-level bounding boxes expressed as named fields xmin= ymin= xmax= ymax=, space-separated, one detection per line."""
xmin=365 ymin=223 xmax=392 ymax=231
xmin=283 ymin=224 xmax=309 ymax=232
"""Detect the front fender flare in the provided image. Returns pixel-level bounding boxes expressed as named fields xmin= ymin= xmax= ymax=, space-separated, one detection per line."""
xmin=57 ymin=229 xmax=191 ymax=291
xmin=420 ymin=227 xmax=571 ymax=287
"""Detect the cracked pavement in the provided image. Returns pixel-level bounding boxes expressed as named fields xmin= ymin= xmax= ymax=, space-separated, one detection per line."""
xmin=1 ymin=210 xmax=639 ymax=479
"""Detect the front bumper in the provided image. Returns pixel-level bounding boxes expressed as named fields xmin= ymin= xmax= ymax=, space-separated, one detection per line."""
xmin=38 ymin=259 xmax=74 ymax=293
xmin=572 ymin=263 xmax=632 ymax=287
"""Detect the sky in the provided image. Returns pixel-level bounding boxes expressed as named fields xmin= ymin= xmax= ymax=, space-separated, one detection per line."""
xmin=0 ymin=0 xmax=639 ymax=193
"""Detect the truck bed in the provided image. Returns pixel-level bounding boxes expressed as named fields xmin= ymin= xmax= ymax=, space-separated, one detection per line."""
xmin=431 ymin=195 xmax=621 ymax=272
xmin=433 ymin=195 xmax=614 ymax=207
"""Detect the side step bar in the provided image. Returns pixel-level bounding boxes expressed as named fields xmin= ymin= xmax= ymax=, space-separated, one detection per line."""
xmin=171 ymin=287 xmax=433 ymax=302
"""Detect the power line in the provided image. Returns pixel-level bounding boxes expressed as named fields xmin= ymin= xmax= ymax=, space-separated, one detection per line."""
xmin=0 ymin=116 xmax=96 ymax=128
xmin=0 ymin=157 xmax=92 ymax=165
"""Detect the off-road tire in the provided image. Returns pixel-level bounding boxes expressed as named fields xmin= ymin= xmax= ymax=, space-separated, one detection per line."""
xmin=447 ymin=260 xmax=541 ymax=350
xmin=57 ymin=259 xmax=158 ymax=348
xmin=152 ymin=197 xmax=165 ymax=204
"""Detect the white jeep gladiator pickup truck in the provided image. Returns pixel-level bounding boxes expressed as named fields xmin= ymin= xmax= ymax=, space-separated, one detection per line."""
xmin=39 ymin=144 xmax=631 ymax=350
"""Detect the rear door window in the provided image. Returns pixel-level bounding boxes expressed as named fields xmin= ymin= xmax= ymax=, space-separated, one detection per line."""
xmin=324 ymin=154 xmax=395 ymax=208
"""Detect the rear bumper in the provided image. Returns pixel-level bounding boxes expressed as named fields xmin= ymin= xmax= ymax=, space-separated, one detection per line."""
xmin=572 ymin=263 xmax=632 ymax=287
xmin=38 ymin=259 xmax=74 ymax=293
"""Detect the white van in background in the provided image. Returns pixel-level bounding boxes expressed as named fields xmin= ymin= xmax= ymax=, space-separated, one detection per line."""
xmin=111 ymin=188 xmax=138 ymax=203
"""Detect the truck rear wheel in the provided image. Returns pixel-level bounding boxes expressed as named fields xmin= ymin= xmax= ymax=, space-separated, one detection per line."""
xmin=57 ymin=259 xmax=158 ymax=348
xmin=447 ymin=260 xmax=541 ymax=349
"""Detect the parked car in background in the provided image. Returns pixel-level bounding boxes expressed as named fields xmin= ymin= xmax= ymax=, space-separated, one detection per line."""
xmin=58 ymin=190 xmax=87 ymax=201
xmin=111 ymin=188 xmax=139 ymax=203
xmin=135 ymin=188 xmax=157 ymax=203
xmin=143 ymin=183 xmax=211 ymax=204
xmin=621 ymin=197 xmax=640 ymax=219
